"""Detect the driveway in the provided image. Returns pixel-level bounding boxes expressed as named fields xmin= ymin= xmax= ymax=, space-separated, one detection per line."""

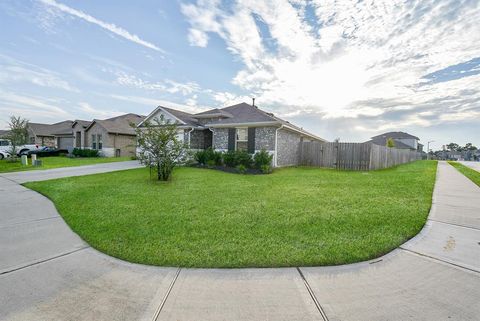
xmin=1 ymin=161 xmax=479 ymax=320
xmin=459 ymin=160 xmax=480 ymax=172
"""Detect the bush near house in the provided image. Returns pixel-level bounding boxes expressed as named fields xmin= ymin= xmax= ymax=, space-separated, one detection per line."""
xmin=194 ymin=148 xmax=273 ymax=174
xmin=72 ymin=148 xmax=99 ymax=157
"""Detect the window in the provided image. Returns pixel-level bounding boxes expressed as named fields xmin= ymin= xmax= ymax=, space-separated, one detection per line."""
xmin=30 ymin=137 xmax=35 ymax=144
xmin=236 ymin=128 xmax=248 ymax=151
xmin=92 ymin=134 xmax=96 ymax=150
xmin=98 ymin=134 xmax=103 ymax=150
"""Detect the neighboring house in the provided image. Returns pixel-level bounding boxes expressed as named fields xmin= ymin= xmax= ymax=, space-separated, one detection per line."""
xmin=72 ymin=120 xmax=91 ymax=148
xmin=28 ymin=121 xmax=74 ymax=149
xmin=139 ymin=102 xmax=325 ymax=167
xmin=367 ymin=132 xmax=422 ymax=152
xmin=0 ymin=130 xmax=10 ymax=138
xmin=85 ymin=113 xmax=145 ymax=157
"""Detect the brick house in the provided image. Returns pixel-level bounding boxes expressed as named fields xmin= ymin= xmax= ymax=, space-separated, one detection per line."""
xmin=28 ymin=121 xmax=74 ymax=149
xmin=139 ymin=102 xmax=325 ymax=167
xmin=84 ymin=114 xmax=145 ymax=157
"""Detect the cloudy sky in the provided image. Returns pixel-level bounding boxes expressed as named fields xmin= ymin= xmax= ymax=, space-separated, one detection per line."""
xmin=0 ymin=0 xmax=479 ymax=150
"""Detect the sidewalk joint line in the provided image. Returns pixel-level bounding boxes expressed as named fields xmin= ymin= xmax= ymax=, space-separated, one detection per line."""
xmin=428 ymin=218 xmax=480 ymax=231
xmin=296 ymin=267 xmax=329 ymax=321
xmin=400 ymin=248 xmax=479 ymax=274
xmin=0 ymin=246 xmax=90 ymax=276
xmin=0 ymin=216 xmax=60 ymax=229
xmin=152 ymin=267 xmax=181 ymax=321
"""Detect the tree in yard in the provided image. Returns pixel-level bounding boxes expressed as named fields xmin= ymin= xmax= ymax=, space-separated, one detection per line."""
xmin=6 ymin=116 xmax=29 ymax=161
xmin=464 ymin=143 xmax=477 ymax=151
xmin=386 ymin=137 xmax=395 ymax=148
xmin=446 ymin=142 xmax=459 ymax=151
xmin=133 ymin=114 xmax=188 ymax=181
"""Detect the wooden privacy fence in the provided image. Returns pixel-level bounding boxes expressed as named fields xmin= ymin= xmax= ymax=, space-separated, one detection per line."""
xmin=299 ymin=142 xmax=421 ymax=170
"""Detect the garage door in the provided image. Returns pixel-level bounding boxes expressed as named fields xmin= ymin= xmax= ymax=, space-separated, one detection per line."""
xmin=58 ymin=137 xmax=74 ymax=150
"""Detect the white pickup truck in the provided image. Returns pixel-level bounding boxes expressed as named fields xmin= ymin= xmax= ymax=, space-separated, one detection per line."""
xmin=0 ymin=139 xmax=43 ymax=159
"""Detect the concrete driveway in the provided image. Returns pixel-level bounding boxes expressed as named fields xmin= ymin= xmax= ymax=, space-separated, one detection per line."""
xmin=1 ymin=161 xmax=479 ymax=320
xmin=459 ymin=161 xmax=480 ymax=172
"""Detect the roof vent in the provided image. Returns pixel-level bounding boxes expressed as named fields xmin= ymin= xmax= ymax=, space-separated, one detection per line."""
xmin=252 ymin=97 xmax=256 ymax=107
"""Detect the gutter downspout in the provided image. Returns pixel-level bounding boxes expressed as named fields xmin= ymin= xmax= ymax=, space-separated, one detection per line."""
xmin=187 ymin=127 xmax=195 ymax=148
xmin=208 ymin=127 xmax=215 ymax=149
xmin=274 ymin=125 xmax=284 ymax=167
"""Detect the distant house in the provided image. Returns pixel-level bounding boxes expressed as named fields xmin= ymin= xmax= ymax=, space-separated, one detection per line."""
xmin=0 ymin=130 xmax=10 ymax=138
xmin=28 ymin=121 xmax=74 ymax=149
xmin=367 ymin=132 xmax=423 ymax=152
xmin=139 ymin=102 xmax=325 ymax=167
xmin=84 ymin=114 xmax=145 ymax=157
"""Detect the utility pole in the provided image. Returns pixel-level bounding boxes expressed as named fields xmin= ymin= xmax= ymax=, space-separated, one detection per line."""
xmin=427 ymin=140 xmax=434 ymax=160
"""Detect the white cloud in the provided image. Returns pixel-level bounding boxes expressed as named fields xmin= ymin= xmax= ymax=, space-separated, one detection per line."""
xmin=188 ymin=28 xmax=209 ymax=47
xmin=108 ymin=94 xmax=207 ymax=114
xmin=115 ymin=71 xmax=200 ymax=95
xmin=38 ymin=0 xmax=164 ymax=52
xmin=181 ymin=0 xmax=480 ymax=127
xmin=0 ymin=90 xmax=72 ymax=127
xmin=76 ymin=102 xmax=123 ymax=119
xmin=0 ymin=54 xmax=78 ymax=92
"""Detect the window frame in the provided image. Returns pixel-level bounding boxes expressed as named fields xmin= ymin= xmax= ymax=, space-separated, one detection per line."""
xmin=97 ymin=134 xmax=103 ymax=150
xmin=92 ymin=134 xmax=97 ymax=150
xmin=235 ymin=127 xmax=248 ymax=151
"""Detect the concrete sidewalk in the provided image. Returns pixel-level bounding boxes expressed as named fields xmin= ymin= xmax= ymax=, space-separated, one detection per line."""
xmin=0 ymin=160 xmax=142 ymax=183
xmin=1 ymin=161 xmax=479 ymax=320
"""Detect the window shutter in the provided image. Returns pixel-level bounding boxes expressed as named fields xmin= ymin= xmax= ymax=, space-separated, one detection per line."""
xmin=228 ymin=128 xmax=235 ymax=151
xmin=247 ymin=127 xmax=255 ymax=153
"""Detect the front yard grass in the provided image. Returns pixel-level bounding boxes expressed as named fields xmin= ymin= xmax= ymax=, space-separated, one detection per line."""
xmin=25 ymin=160 xmax=437 ymax=268
xmin=0 ymin=156 xmax=131 ymax=173
xmin=448 ymin=161 xmax=480 ymax=187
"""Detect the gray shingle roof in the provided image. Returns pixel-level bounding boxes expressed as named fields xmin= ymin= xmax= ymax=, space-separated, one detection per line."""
xmin=29 ymin=121 xmax=73 ymax=136
xmin=72 ymin=120 xmax=91 ymax=128
xmin=367 ymin=137 xmax=414 ymax=149
xmin=142 ymin=102 xmax=324 ymax=141
xmin=0 ymin=130 xmax=10 ymax=137
xmin=162 ymin=107 xmax=200 ymax=126
xmin=371 ymin=131 xmax=420 ymax=140
xmin=205 ymin=103 xmax=277 ymax=125
xmin=91 ymin=113 xmax=145 ymax=135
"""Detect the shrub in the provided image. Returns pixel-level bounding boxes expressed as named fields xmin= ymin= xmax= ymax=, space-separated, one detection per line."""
xmin=254 ymin=149 xmax=273 ymax=169
xmin=206 ymin=159 xmax=216 ymax=168
xmin=260 ymin=164 xmax=272 ymax=174
xmin=72 ymin=148 xmax=99 ymax=157
xmin=223 ymin=150 xmax=238 ymax=167
xmin=194 ymin=149 xmax=208 ymax=165
xmin=236 ymin=164 xmax=247 ymax=174
xmin=205 ymin=147 xmax=222 ymax=166
xmin=236 ymin=150 xmax=253 ymax=168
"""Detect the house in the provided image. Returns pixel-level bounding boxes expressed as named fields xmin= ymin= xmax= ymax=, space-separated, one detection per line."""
xmin=72 ymin=120 xmax=91 ymax=148
xmin=139 ymin=102 xmax=325 ymax=167
xmin=28 ymin=121 xmax=74 ymax=149
xmin=84 ymin=113 xmax=145 ymax=157
xmin=367 ymin=132 xmax=423 ymax=152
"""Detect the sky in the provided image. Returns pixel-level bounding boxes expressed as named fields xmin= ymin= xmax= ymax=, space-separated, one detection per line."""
xmin=0 ymin=0 xmax=479 ymax=151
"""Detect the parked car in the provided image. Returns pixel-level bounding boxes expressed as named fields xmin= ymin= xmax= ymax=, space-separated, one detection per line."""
xmin=0 ymin=139 xmax=43 ymax=156
xmin=0 ymin=149 xmax=11 ymax=160
xmin=21 ymin=146 xmax=61 ymax=157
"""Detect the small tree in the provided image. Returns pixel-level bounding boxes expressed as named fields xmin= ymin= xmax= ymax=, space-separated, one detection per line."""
xmin=134 ymin=114 xmax=187 ymax=181
xmin=6 ymin=116 xmax=29 ymax=161
xmin=386 ymin=137 xmax=395 ymax=148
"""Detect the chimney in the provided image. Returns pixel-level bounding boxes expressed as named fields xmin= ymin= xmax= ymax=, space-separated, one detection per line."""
xmin=252 ymin=97 xmax=255 ymax=107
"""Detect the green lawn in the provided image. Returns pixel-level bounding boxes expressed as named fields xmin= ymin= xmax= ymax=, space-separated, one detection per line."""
xmin=448 ymin=161 xmax=480 ymax=187
xmin=25 ymin=160 xmax=437 ymax=268
xmin=0 ymin=156 xmax=131 ymax=173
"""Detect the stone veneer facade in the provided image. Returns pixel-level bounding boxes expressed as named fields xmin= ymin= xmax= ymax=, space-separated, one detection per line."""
xmin=276 ymin=128 xmax=303 ymax=166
